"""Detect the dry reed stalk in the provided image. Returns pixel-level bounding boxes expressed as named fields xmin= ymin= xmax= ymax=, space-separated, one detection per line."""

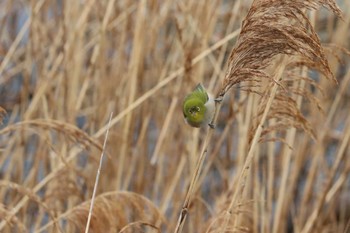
xmin=219 ymin=1 xmax=342 ymax=232
xmin=228 ymin=58 xmax=288 ymax=232
xmin=0 ymin=148 xmax=86 ymax=231
xmin=123 ymin=114 xmax=151 ymax=190
xmin=298 ymin=31 xmax=350 ymax=233
xmin=0 ymin=107 xmax=6 ymax=125
xmin=94 ymin=29 xmax=240 ymax=138
xmin=173 ymin=121 xmax=218 ymax=233
xmin=85 ymin=112 xmax=112 ymax=233
xmin=272 ymin=9 xmax=318 ymax=229
xmin=174 ymin=0 xmax=343 ymax=232
xmin=301 ymin=113 xmax=350 ymax=233
xmin=0 ymin=180 xmax=62 ymax=232
xmin=0 ymin=0 xmax=348 ymax=232
xmin=36 ymin=191 xmax=164 ymax=232
xmin=208 ymin=1 xmax=243 ymax=91
xmin=0 ymin=118 xmax=105 ymax=231
xmin=117 ymin=0 xmax=146 ymax=191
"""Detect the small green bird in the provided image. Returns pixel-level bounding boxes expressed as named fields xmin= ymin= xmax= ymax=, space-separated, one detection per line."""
xmin=183 ymin=83 xmax=215 ymax=128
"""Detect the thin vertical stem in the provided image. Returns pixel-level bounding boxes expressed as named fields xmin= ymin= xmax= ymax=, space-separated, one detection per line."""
xmin=85 ymin=112 xmax=113 ymax=233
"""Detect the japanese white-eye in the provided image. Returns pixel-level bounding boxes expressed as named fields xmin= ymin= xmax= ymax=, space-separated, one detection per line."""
xmin=183 ymin=83 xmax=215 ymax=128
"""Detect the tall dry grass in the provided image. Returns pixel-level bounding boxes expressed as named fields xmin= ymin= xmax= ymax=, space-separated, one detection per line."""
xmin=0 ymin=0 xmax=349 ymax=232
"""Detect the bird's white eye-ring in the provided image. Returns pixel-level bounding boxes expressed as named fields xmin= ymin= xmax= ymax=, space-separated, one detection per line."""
xmin=189 ymin=106 xmax=200 ymax=115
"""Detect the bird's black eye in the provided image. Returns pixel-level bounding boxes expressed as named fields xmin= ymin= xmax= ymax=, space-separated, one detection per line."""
xmin=189 ymin=106 xmax=200 ymax=115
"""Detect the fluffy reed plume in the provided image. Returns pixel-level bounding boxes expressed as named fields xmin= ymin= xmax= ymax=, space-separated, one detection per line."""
xmin=0 ymin=0 xmax=349 ymax=233
xmin=219 ymin=0 xmax=342 ymax=97
xmin=211 ymin=0 xmax=344 ymax=149
xmin=37 ymin=192 xmax=162 ymax=232
xmin=184 ymin=0 xmax=346 ymax=232
xmin=174 ymin=1 xmax=343 ymax=232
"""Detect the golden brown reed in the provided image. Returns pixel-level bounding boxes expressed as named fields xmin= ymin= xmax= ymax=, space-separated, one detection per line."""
xmin=0 ymin=0 xmax=349 ymax=233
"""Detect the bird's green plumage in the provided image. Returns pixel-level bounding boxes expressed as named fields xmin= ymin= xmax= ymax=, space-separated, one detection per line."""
xmin=183 ymin=84 xmax=209 ymax=128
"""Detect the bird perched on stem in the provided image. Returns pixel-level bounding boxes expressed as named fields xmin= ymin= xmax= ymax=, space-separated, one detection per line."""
xmin=183 ymin=83 xmax=215 ymax=128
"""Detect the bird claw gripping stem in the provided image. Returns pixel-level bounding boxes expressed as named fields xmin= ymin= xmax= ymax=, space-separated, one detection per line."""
xmin=208 ymin=123 xmax=216 ymax=129
xmin=214 ymin=95 xmax=224 ymax=103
